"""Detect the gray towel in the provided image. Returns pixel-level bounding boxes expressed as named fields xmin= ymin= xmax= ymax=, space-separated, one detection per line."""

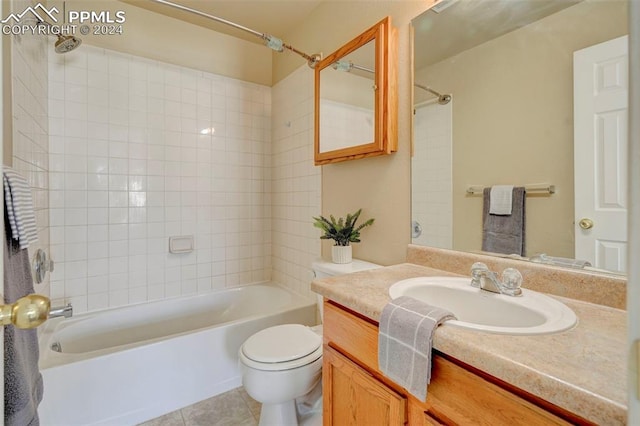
xmin=4 ymin=213 xmax=42 ymax=426
xmin=378 ymin=296 xmax=455 ymax=401
xmin=481 ymin=186 xmax=526 ymax=256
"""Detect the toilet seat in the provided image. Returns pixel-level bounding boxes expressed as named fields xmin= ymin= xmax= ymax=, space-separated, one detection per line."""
xmin=240 ymin=324 xmax=322 ymax=371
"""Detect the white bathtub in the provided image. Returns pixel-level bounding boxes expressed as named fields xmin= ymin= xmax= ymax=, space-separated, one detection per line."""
xmin=37 ymin=283 xmax=316 ymax=426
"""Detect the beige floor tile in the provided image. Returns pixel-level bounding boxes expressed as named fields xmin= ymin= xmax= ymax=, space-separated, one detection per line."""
xmin=181 ymin=389 xmax=255 ymax=426
xmin=237 ymin=387 xmax=262 ymax=418
xmin=137 ymin=409 xmax=185 ymax=426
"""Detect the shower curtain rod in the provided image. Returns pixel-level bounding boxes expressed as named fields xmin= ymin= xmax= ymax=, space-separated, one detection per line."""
xmin=414 ymin=83 xmax=452 ymax=105
xmin=332 ymin=60 xmax=374 ymax=74
xmin=414 ymin=83 xmax=444 ymax=98
xmin=148 ymin=0 xmax=321 ymax=67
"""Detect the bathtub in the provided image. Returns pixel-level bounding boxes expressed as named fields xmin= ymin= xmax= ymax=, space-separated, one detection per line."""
xmin=37 ymin=283 xmax=316 ymax=426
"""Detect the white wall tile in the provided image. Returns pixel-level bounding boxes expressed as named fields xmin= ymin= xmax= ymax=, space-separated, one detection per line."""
xmin=412 ymin=103 xmax=453 ymax=249
xmin=49 ymin=45 xmax=273 ymax=310
xmin=271 ymin=66 xmax=320 ymax=301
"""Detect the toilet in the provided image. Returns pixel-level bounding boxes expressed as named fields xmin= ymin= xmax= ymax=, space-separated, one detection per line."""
xmin=239 ymin=258 xmax=381 ymax=426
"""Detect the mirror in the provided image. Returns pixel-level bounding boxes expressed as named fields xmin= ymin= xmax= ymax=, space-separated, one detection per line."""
xmin=314 ymin=16 xmax=397 ymax=165
xmin=411 ymin=0 xmax=629 ymax=274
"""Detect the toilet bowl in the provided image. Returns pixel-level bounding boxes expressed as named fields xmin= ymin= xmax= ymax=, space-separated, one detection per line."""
xmin=239 ymin=324 xmax=323 ymax=426
xmin=239 ymin=259 xmax=381 ymax=426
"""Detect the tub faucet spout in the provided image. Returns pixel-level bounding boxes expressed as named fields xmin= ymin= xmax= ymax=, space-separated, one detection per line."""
xmin=49 ymin=303 xmax=73 ymax=319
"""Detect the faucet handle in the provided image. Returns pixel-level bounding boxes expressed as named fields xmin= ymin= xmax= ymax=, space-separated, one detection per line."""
xmin=501 ymin=268 xmax=523 ymax=296
xmin=471 ymin=262 xmax=489 ymax=273
xmin=470 ymin=262 xmax=488 ymax=287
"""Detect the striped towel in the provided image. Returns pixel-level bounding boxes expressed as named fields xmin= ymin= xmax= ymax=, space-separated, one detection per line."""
xmin=3 ymin=167 xmax=38 ymax=250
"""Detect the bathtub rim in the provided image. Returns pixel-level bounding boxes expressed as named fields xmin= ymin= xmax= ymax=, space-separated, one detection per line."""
xmin=38 ymin=281 xmax=317 ymax=370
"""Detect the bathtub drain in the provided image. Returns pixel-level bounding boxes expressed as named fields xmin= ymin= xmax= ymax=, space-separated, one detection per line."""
xmin=51 ymin=342 xmax=62 ymax=352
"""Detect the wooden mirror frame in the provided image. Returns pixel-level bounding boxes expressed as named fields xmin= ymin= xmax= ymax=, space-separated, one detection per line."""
xmin=314 ymin=16 xmax=397 ymax=166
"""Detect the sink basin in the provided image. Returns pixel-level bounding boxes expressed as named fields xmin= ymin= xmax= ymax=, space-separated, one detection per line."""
xmin=388 ymin=277 xmax=577 ymax=335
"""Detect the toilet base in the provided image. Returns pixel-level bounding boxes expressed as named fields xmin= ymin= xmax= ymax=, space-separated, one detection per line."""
xmin=299 ymin=411 xmax=322 ymax=426
xmin=259 ymin=401 xmax=298 ymax=426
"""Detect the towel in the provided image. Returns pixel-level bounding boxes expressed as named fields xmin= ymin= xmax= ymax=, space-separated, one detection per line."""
xmin=4 ymin=212 xmax=43 ymax=426
xmin=3 ymin=167 xmax=38 ymax=250
xmin=482 ymin=187 xmax=526 ymax=256
xmin=531 ymin=253 xmax=592 ymax=269
xmin=378 ymin=296 xmax=455 ymax=401
xmin=489 ymin=185 xmax=514 ymax=215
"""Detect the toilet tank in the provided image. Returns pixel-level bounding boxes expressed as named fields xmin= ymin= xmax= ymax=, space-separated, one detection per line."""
xmin=312 ymin=258 xmax=382 ymax=279
xmin=312 ymin=258 xmax=382 ymax=322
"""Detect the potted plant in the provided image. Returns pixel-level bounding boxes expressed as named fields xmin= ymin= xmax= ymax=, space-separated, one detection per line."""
xmin=312 ymin=209 xmax=375 ymax=264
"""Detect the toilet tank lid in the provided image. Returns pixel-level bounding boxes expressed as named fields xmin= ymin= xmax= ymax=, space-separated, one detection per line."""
xmin=312 ymin=258 xmax=382 ymax=276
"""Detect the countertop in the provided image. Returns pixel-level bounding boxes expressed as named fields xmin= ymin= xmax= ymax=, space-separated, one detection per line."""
xmin=311 ymin=263 xmax=627 ymax=425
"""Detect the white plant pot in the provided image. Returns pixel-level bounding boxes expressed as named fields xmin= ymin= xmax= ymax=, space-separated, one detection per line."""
xmin=331 ymin=246 xmax=352 ymax=264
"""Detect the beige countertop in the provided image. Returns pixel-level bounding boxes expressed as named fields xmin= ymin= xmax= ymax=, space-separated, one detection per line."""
xmin=311 ymin=263 xmax=627 ymax=425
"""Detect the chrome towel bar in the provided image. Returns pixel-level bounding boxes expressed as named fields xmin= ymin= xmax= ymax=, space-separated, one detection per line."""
xmin=466 ymin=184 xmax=555 ymax=195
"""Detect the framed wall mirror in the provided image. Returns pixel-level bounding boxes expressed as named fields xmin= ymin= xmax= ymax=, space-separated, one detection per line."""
xmin=314 ymin=16 xmax=397 ymax=165
xmin=411 ymin=0 xmax=629 ymax=274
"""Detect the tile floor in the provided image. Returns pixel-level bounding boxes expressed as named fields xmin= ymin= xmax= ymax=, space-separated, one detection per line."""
xmin=138 ymin=387 xmax=261 ymax=426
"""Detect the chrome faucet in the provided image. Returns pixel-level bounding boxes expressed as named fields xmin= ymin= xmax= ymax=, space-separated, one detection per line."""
xmin=49 ymin=303 xmax=73 ymax=319
xmin=470 ymin=262 xmax=523 ymax=296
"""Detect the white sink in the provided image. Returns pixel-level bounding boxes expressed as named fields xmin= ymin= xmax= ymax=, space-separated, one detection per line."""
xmin=388 ymin=277 xmax=577 ymax=335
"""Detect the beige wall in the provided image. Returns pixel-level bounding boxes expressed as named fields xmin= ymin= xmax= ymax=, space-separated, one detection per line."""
xmin=276 ymin=1 xmax=432 ymax=266
xmin=49 ymin=0 xmax=272 ymax=85
xmin=414 ymin=0 xmax=627 ymax=258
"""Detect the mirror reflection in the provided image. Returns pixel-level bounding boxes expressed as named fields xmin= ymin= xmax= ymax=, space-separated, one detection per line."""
xmin=411 ymin=0 xmax=629 ymax=274
xmin=319 ymin=40 xmax=376 ymax=153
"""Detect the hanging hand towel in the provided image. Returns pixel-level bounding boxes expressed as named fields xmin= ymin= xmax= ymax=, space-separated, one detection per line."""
xmin=489 ymin=185 xmax=514 ymax=215
xmin=4 ymin=214 xmax=43 ymax=426
xmin=3 ymin=166 xmax=38 ymax=249
xmin=482 ymin=187 xmax=526 ymax=256
xmin=378 ymin=296 xmax=455 ymax=401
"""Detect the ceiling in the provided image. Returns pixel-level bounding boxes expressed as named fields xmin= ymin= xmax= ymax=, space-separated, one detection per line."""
xmin=413 ymin=0 xmax=581 ymax=70
xmin=120 ymin=0 xmax=324 ymax=44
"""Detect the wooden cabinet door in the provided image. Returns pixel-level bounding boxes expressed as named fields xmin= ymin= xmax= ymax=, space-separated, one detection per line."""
xmin=323 ymin=345 xmax=406 ymax=426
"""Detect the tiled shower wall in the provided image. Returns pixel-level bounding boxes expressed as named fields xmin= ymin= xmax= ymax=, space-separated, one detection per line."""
xmin=10 ymin=0 xmax=50 ymax=295
xmin=271 ymin=66 xmax=321 ymax=298
xmin=411 ymin=102 xmax=452 ymax=249
xmin=319 ymin=99 xmax=373 ymax=153
xmin=48 ymin=45 xmax=272 ymax=313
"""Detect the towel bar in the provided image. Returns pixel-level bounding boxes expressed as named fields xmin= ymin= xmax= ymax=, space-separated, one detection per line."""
xmin=466 ymin=184 xmax=555 ymax=195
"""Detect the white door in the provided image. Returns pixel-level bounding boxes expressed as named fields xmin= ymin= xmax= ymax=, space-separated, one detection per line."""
xmin=574 ymin=35 xmax=628 ymax=273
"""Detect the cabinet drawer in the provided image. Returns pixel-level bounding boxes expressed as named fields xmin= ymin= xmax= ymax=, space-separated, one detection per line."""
xmin=323 ymin=301 xmax=379 ymax=369
xmin=426 ymin=357 xmax=571 ymax=425
xmin=423 ymin=410 xmax=446 ymax=426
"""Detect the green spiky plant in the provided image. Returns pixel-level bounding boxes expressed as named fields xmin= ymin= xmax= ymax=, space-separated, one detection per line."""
xmin=312 ymin=209 xmax=375 ymax=246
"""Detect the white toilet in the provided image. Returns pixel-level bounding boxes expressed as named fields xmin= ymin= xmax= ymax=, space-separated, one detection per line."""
xmin=239 ymin=258 xmax=381 ymax=426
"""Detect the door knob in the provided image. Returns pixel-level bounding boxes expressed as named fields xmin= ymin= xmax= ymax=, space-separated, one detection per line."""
xmin=579 ymin=218 xmax=594 ymax=230
xmin=0 ymin=294 xmax=50 ymax=329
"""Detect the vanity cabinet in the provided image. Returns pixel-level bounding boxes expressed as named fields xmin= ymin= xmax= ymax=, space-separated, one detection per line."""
xmin=324 ymin=346 xmax=406 ymax=425
xmin=323 ymin=300 xmax=588 ymax=426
